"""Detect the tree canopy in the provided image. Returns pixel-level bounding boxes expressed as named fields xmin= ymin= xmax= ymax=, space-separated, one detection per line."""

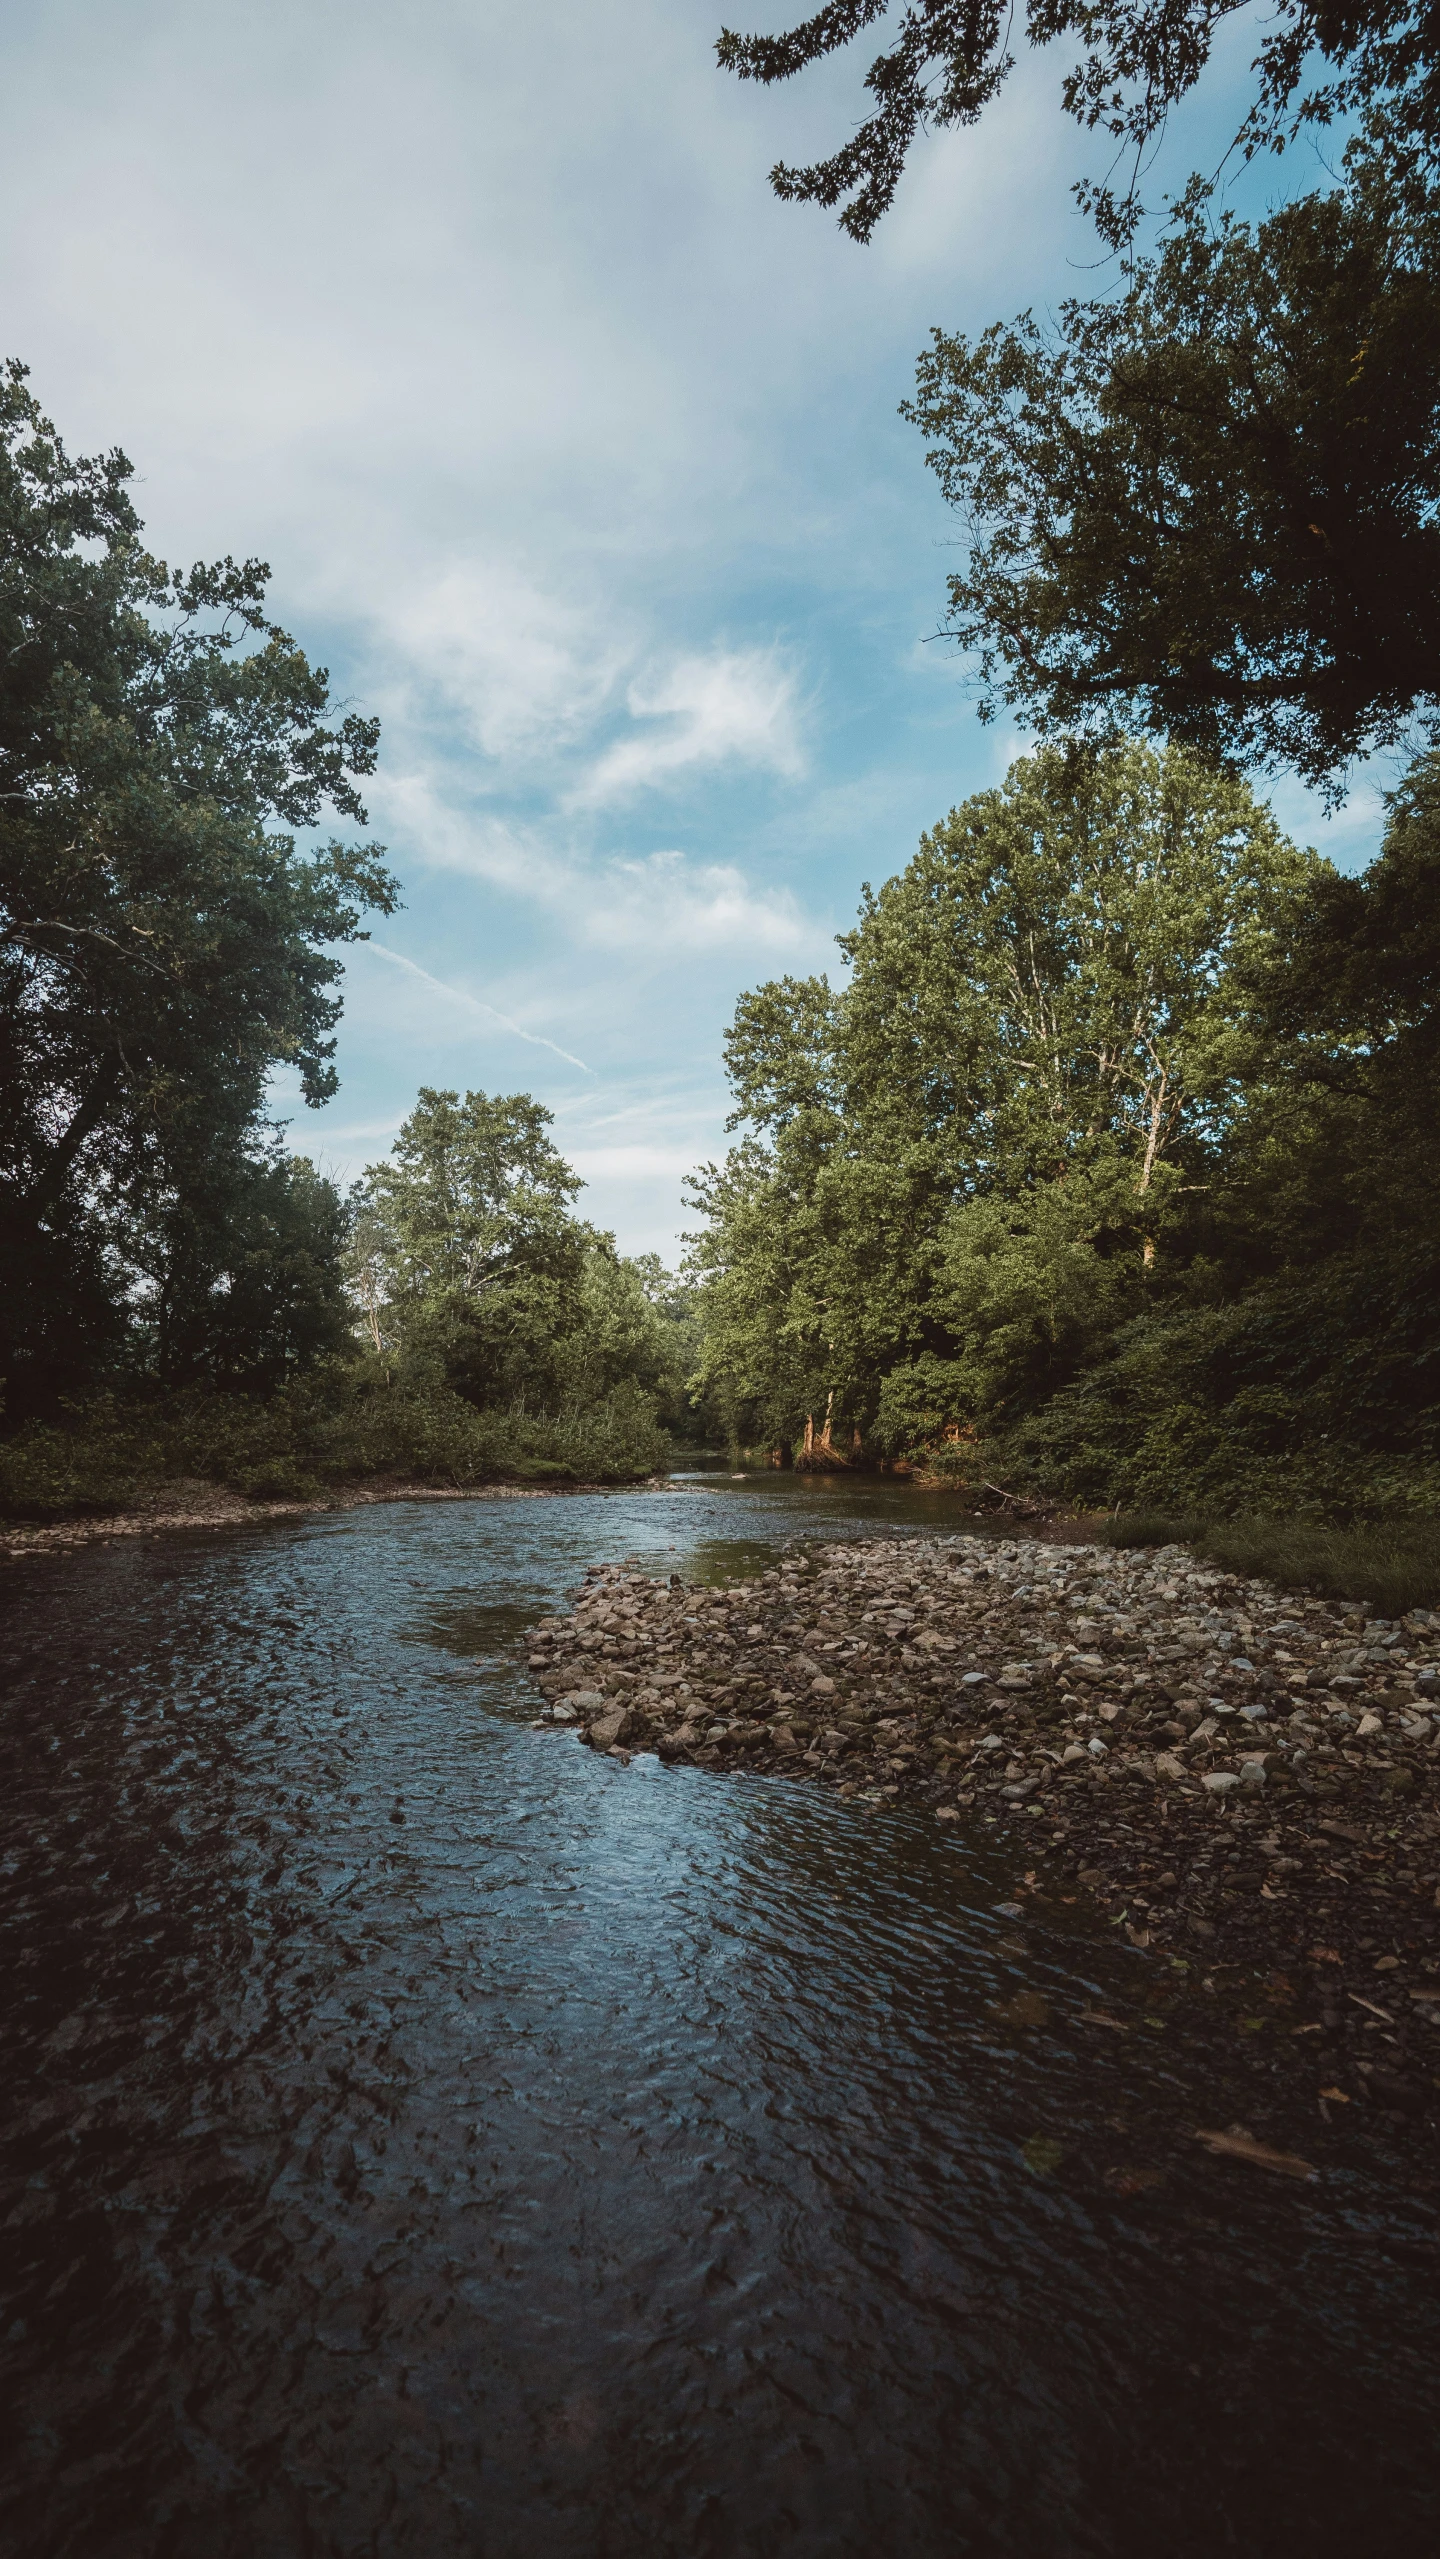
xmin=904 ymin=131 xmax=1440 ymax=792
xmin=348 ymin=1087 xmax=704 ymax=1425
xmin=688 ymin=739 xmax=1315 ymax=1459
xmin=716 ymin=0 xmax=1440 ymax=247
xmin=0 ymin=362 xmax=398 ymax=1411
xmin=691 ymin=739 xmax=1440 ymax=1510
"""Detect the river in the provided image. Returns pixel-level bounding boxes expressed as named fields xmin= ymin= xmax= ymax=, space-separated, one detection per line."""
xmin=1 ymin=1475 xmax=1437 ymax=2556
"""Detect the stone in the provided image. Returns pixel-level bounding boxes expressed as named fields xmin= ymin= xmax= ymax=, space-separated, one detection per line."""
xmin=589 ymin=1703 xmax=635 ymax=1750
xmin=1203 ymin=1771 xmax=1242 ymax=1794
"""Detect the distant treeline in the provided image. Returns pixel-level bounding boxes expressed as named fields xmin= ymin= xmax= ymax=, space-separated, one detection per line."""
xmin=686 ymin=738 xmax=1440 ymax=1523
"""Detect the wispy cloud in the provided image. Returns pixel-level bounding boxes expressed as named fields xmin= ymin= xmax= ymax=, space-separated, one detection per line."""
xmin=367 ymin=940 xmax=593 ymax=1072
xmin=372 ymin=773 xmax=820 ymax=960
xmin=573 ymin=647 xmax=805 ymax=805
xmin=387 ymin=564 xmax=627 ymax=759
xmin=586 ymin=848 xmax=813 ymax=956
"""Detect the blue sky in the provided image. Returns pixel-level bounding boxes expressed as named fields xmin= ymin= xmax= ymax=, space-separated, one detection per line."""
xmin=0 ymin=0 xmax=1388 ymax=1256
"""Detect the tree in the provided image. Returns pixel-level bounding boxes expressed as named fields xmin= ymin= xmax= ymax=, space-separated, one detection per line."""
xmin=128 ymin=1148 xmax=353 ymax=1394
xmin=351 ymin=1087 xmax=594 ymax=1406
xmin=350 ymin=1087 xmax=703 ymax=1432
xmin=689 ymin=740 xmax=1314 ymax=1454
xmin=0 ymin=361 xmax=397 ymax=1410
xmin=904 ymin=132 xmax=1440 ymax=792
xmin=716 ymin=0 xmax=1440 ymax=248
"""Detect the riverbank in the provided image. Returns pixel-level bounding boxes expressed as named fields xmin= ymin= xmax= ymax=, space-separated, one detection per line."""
xmin=526 ymin=1529 xmax=1440 ymax=2139
xmin=0 ymin=1470 xmax=670 ymax=1556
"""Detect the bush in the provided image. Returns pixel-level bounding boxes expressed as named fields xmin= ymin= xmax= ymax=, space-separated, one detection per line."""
xmin=0 ymin=1370 xmax=669 ymax=1521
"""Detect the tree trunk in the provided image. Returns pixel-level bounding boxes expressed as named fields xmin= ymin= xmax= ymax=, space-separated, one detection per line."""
xmin=18 ymin=1054 xmax=122 ymax=1220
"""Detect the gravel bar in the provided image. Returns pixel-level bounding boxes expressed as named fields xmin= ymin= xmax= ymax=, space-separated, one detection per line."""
xmin=523 ymin=1530 xmax=1440 ymax=2129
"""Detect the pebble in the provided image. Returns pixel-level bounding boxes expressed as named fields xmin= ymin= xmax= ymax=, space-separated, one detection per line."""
xmin=522 ymin=1530 xmax=1440 ymax=2122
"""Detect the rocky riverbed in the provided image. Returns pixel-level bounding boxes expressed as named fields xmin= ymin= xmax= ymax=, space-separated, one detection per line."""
xmin=525 ymin=1529 xmax=1440 ymax=2138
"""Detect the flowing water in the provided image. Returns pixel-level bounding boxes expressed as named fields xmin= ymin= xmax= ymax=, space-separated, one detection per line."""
xmin=1 ymin=1476 xmax=1437 ymax=2558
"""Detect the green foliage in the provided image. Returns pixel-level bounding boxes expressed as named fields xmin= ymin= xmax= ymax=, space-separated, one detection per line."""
xmin=0 ymin=362 xmax=397 ymax=1415
xmin=0 ymin=1370 xmax=668 ymax=1521
xmin=691 ymin=735 xmax=1440 ymax=1525
xmin=0 ymin=378 xmax=684 ymax=1516
xmin=689 ymin=738 xmax=1309 ymax=1458
xmin=127 ymin=1149 xmax=354 ymax=1393
xmin=1099 ymin=1513 xmax=1440 ymax=1616
xmin=350 ymin=1085 xmax=590 ymax=1406
xmin=717 ymin=0 xmax=1440 ymax=248
xmin=346 ymin=1085 xmax=691 ymax=1425
xmin=906 ymin=131 xmax=1440 ymax=793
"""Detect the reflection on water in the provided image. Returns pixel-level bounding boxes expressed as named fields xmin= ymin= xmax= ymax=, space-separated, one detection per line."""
xmin=0 ymin=1478 xmax=1437 ymax=2558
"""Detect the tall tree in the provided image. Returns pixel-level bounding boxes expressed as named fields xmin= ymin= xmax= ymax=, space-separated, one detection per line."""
xmin=689 ymin=740 xmax=1313 ymax=1453
xmin=352 ymin=1088 xmax=593 ymax=1407
xmin=0 ymin=362 xmax=397 ymax=1409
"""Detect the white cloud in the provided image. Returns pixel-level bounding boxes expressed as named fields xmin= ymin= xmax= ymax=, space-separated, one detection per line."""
xmin=0 ymin=0 xmax=1141 ymax=1257
xmin=386 ymin=563 xmax=628 ymax=759
xmin=575 ymin=647 xmax=805 ymax=805
xmin=586 ymin=849 xmax=813 ymax=957
xmin=369 ymin=769 xmax=820 ymax=962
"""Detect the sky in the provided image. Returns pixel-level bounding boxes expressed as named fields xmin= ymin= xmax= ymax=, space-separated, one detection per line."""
xmin=0 ymin=0 xmax=1389 ymax=1258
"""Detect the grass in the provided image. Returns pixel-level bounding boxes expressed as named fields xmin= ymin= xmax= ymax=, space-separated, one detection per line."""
xmin=1098 ymin=1509 xmax=1440 ymax=1614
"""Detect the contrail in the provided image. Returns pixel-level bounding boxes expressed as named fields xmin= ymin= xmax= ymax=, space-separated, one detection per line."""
xmin=366 ymin=941 xmax=592 ymax=1073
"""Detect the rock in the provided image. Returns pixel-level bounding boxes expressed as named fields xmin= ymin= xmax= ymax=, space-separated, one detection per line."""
xmin=1365 ymin=2068 xmax=1428 ymax=2116
xmin=519 ymin=1531 xmax=1437 ymax=2053
xmin=589 ymin=1703 xmax=635 ymax=1750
